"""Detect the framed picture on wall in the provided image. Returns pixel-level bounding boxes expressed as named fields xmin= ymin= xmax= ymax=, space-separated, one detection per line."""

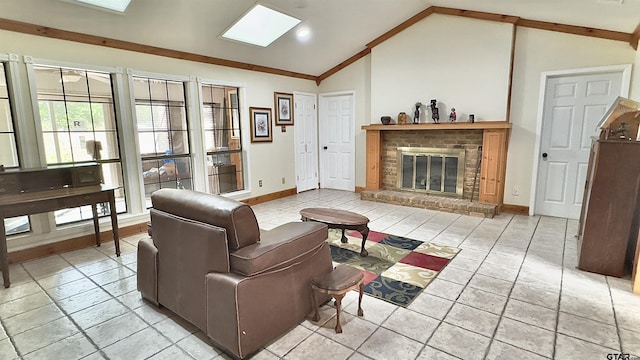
xmin=274 ymin=92 xmax=294 ymax=126
xmin=249 ymin=107 xmax=272 ymax=143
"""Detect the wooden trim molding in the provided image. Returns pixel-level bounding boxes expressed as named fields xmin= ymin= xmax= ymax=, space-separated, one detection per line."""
xmin=0 ymin=18 xmax=317 ymax=81
xmin=318 ymin=6 xmax=634 ymax=84
xmin=0 ymin=10 xmax=632 ymax=87
xmin=317 ymin=48 xmax=371 ymax=85
xmin=8 ymin=221 xmax=148 ymax=264
xmin=431 ymin=7 xmax=520 ymax=24
xmin=630 ymin=23 xmax=640 ymax=50
xmin=366 ymin=7 xmax=436 ymax=49
xmin=506 ymin=25 xmax=517 ymax=123
xmin=240 ymin=188 xmax=297 ymax=206
xmin=361 ymin=121 xmax=512 ymax=131
xmin=516 ymin=18 xmax=631 ymax=43
xmin=502 ymin=204 xmax=529 ymax=215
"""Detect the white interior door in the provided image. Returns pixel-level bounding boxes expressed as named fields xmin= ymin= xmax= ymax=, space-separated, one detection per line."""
xmin=535 ymin=70 xmax=625 ymax=219
xmin=319 ymin=92 xmax=355 ymax=191
xmin=294 ymin=93 xmax=318 ymax=192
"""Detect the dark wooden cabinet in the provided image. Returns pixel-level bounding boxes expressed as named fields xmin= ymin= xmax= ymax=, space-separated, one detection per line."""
xmin=578 ymin=139 xmax=640 ymax=277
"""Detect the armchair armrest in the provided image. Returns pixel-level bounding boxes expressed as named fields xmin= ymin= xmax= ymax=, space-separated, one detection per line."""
xmin=229 ymin=222 xmax=328 ymax=276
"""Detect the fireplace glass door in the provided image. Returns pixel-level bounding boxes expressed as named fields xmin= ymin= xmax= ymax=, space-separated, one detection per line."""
xmin=398 ymin=147 xmax=464 ymax=197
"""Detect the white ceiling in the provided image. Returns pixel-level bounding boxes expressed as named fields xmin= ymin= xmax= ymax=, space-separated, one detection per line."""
xmin=1 ymin=0 xmax=639 ymax=76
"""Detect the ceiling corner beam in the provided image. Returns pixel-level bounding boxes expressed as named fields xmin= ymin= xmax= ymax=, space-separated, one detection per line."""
xmin=365 ymin=7 xmax=436 ymax=49
xmin=319 ymin=6 xmax=636 ymax=85
xmin=630 ymin=23 xmax=640 ymax=50
xmin=0 ymin=17 xmax=317 ymax=81
xmin=431 ymin=6 xmax=520 ymax=24
xmin=316 ymin=48 xmax=371 ymax=85
xmin=516 ymin=19 xmax=631 ymax=43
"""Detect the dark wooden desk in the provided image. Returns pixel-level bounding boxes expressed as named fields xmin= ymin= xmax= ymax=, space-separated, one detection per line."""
xmin=0 ymin=184 xmax=120 ymax=288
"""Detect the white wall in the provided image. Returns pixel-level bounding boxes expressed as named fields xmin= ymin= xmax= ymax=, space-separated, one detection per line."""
xmin=506 ymin=28 xmax=636 ymax=207
xmin=319 ymin=14 xmax=637 ymax=208
xmin=371 ymin=14 xmax=512 ymax=123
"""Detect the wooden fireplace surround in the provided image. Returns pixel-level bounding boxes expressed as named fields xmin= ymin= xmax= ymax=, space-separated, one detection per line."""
xmin=362 ymin=121 xmax=511 ymax=209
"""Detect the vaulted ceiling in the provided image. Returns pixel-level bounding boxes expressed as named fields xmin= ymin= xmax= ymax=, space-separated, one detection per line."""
xmin=1 ymin=0 xmax=639 ymax=77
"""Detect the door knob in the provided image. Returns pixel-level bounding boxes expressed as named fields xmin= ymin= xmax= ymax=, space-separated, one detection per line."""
xmin=323 ymin=146 xmax=328 ymax=150
xmin=542 ymin=152 xmax=548 ymax=158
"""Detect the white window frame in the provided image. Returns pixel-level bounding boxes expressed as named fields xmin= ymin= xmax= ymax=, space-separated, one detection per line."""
xmin=21 ymin=56 xmax=132 ymax=241
xmin=127 ymin=69 xmax=196 ymax=209
xmin=196 ymin=77 xmax=249 ymax=198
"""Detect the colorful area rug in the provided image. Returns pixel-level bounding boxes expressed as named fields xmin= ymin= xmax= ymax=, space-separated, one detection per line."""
xmin=327 ymin=229 xmax=460 ymax=307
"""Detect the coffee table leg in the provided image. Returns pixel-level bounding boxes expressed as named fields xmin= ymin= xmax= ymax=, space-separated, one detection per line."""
xmin=340 ymin=227 xmax=348 ymax=243
xmin=359 ymin=226 xmax=369 ymax=257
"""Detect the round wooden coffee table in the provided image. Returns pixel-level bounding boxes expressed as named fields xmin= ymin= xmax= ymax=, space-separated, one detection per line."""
xmin=300 ymin=208 xmax=370 ymax=257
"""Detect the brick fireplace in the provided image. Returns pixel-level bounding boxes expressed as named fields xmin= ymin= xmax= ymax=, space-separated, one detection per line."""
xmin=383 ymin=130 xmax=483 ymax=199
xmin=361 ymin=122 xmax=511 ymax=217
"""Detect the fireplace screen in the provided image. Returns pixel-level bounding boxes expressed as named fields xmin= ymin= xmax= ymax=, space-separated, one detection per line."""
xmin=397 ymin=147 xmax=465 ymax=196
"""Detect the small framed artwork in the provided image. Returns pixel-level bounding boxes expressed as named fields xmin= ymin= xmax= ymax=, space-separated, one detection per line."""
xmin=274 ymin=92 xmax=294 ymax=126
xmin=249 ymin=107 xmax=272 ymax=143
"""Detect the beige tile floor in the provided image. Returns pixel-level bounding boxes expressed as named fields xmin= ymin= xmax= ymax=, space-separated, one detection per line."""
xmin=1 ymin=189 xmax=639 ymax=360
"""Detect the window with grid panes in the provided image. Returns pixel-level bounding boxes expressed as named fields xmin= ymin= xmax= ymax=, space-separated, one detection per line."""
xmin=33 ymin=65 xmax=126 ymax=225
xmin=133 ymin=76 xmax=192 ymax=207
xmin=201 ymin=84 xmax=244 ymax=194
xmin=0 ymin=62 xmax=28 ymax=236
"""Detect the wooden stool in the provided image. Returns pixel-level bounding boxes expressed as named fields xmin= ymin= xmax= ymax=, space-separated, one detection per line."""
xmin=311 ymin=265 xmax=364 ymax=333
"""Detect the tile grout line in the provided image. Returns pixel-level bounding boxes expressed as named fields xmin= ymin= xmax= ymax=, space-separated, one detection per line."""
xmin=606 ymin=275 xmax=625 ymax=354
xmin=17 ymin=238 xmax=178 ymax=359
xmin=479 ymin=215 xmax=543 ymax=360
xmin=412 ymin=213 xmax=501 ymax=359
xmin=550 ymin=219 xmax=570 ymax=360
xmin=18 ymin=254 xmax=108 ymax=359
xmin=0 ymin=263 xmax=31 ymax=359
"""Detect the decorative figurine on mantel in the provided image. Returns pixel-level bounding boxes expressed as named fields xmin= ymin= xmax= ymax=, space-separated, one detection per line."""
xmin=414 ymin=102 xmax=422 ymax=124
xmin=449 ymin=108 xmax=457 ymax=123
xmin=430 ymin=99 xmax=440 ymax=123
xmin=398 ymin=112 xmax=408 ymax=125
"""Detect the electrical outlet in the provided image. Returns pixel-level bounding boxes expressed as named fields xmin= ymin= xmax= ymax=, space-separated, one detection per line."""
xmin=512 ymin=185 xmax=519 ymax=196
xmin=258 ymin=180 xmax=263 ymax=187
xmin=282 ymin=177 xmax=285 ymax=184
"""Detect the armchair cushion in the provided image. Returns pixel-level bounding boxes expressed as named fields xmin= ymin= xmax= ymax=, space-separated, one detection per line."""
xmin=151 ymin=188 xmax=260 ymax=249
xmin=230 ymin=222 xmax=328 ymax=276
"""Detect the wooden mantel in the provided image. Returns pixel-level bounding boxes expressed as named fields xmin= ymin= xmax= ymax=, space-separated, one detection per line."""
xmin=363 ymin=121 xmax=511 ymax=209
xmin=361 ymin=121 xmax=512 ymax=131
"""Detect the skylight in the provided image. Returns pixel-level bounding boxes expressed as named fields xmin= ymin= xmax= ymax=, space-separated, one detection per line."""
xmin=222 ymin=4 xmax=301 ymax=47
xmin=71 ymin=0 xmax=131 ymax=12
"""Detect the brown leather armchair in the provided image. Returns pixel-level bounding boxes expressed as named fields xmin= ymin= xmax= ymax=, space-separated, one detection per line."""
xmin=137 ymin=189 xmax=332 ymax=359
